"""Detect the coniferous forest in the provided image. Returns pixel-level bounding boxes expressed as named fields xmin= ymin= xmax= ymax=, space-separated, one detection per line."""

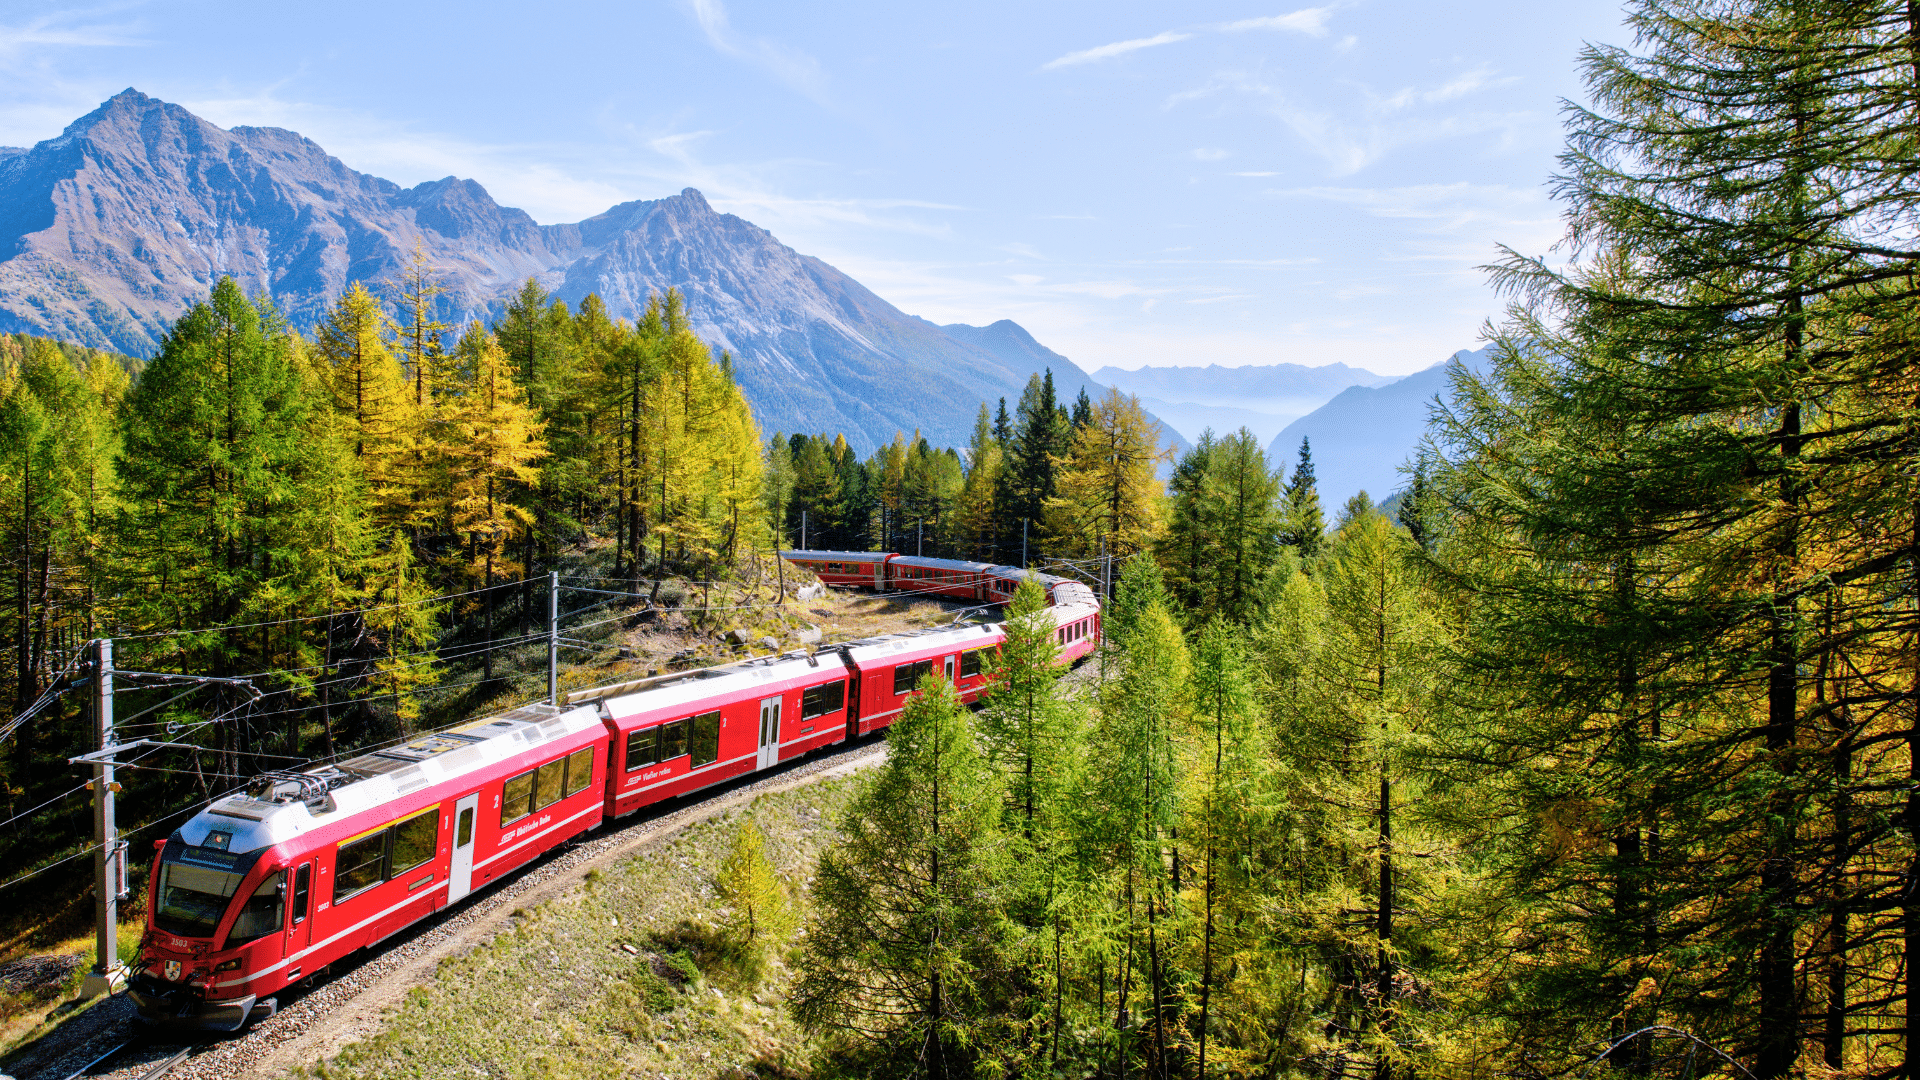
xmin=1 ymin=0 xmax=1917 ymax=1076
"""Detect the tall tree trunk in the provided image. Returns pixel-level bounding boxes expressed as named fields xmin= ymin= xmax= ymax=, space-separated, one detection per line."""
xmin=15 ymin=451 xmax=28 ymax=712
xmin=1755 ymin=392 xmax=1804 ymax=1077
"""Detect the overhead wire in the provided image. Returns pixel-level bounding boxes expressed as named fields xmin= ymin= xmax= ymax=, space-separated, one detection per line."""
xmin=0 ymin=569 xmax=771 ymax=857
xmin=110 ymin=576 xmax=539 ymax=642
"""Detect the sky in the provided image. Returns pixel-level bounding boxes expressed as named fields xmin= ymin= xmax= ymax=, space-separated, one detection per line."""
xmin=0 ymin=0 xmax=1631 ymax=377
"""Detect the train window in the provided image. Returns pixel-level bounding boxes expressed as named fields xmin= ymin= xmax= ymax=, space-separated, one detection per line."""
xmin=893 ymin=658 xmax=934 ymax=695
xmin=534 ymin=759 xmax=566 ymax=810
xmin=961 ymin=649 xmax=983 ymax=678
xmin=391 ymin=810 xmax=437 ymax=876
xmin=564 ymin=747 xmax=596 ymax=795
xmin=334 ymin=831 xmax=387 ymax=902
xmin=456 ymin=809 xmax=473 ymax=848
xmin=660 ymin=718 xmax=688 ymax=760
xmin=625 ymin=728 xmax=657 ymax=771
xmin=501 ymin=771 xmax=535 ymax=825
xmin=801 ymin=680 xmax=846 ymax=719
xmin=688 ymin=711 xmax=721 ymax=768
xmin=291 ymin=864 xmax=311 ymax=925
xmin=226 ymin=871 xmax=285 ymax=948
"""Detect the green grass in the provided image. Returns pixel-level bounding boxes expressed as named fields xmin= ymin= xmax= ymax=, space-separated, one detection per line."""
xmin=297 ymin=777 xmax=862 ymax=1080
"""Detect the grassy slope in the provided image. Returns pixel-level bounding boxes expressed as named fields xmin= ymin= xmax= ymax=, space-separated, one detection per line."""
xmin=301 ymin=776 xmax=860 ymax=1080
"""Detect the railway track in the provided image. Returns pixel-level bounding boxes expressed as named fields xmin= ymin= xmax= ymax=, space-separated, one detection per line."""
xmin=57 ymin=1041 xmax=193 ymax=1080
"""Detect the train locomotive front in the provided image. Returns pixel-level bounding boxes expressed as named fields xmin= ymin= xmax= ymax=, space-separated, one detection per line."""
xmin=132 ymin=828 xmax=296 ymax=1029
xmin=129 ymin=703 xmax=609 ymax=1030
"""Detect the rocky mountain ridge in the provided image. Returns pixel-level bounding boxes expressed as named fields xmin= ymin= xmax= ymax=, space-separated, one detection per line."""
xmin=0 ymin=89 xmax=1124 ymax=451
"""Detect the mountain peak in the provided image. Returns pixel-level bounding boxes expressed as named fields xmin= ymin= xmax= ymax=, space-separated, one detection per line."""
xmin=0 ymin=91 xmax=1122 ymax=453
xmin=103 ymin=87 xmax=156 ymax=111
xmin=58 ymin=87 xmax=218 ymax=153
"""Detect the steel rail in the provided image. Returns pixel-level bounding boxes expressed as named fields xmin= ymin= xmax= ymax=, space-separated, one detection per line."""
xmin=57 ymin=1037 xmax=194 ymax=1080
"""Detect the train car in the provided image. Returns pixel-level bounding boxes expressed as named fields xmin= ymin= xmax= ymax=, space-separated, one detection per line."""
xmin=777 ymin=550 xmax=892 ymax=592
xmin=130 ymin=703 xmax=606 ymax=1030
xmin=837 ymin=623 xmax=1006 ymax=735
xmin=1049 ymin=596 xmax=1102 ymax=665
xmin=589 ymin=653 xmax=855 ymax=818
xmin=882 ymin=556 xmax=997 ymax=603
xmin=779 ymin=550 xmax=1096 ymax=611
xmin=980 ymin=564 xmax=1065 ymax=605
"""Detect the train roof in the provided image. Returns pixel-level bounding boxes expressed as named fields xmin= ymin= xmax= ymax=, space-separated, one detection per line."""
xmin=779 ymin=550 xmax=891 ymax=564
xmin=888 ymin=556 xmax=998 ymax=572
xmin=589 ymin=651 xmax=838 ymax=723
xmin=838 ymin=622 xmax=1002 ymax=663
xmin=173 ymin=703 xmax=605 ymax=856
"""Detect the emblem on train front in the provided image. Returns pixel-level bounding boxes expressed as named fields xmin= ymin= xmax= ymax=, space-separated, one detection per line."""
xmin=164 ymin=960 xmax=182 ymax=982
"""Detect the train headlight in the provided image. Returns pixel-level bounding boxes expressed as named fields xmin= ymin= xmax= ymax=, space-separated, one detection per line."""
xmin=213 ymin=958 xmax=242 ymax=972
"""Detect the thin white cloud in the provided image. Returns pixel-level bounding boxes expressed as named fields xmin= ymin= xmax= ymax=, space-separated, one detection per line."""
xmin=1423 ymin=65 xmax=1517 ymax=103
xmin=686 ymin=0 xmax=830 ymax=104
xmin=1191 ymin=147 xmax=1229 ymax=161
xmin=1187 ymin=293 xmax=1256 ymax=304
xmin=1042 ymin=7 xmax=1336 ymax=72
xmin=1043 ymin=31 xmax=1192 ymax=70
xmin=1265 ymin=183 xmax=1561 ymax=267
xmin=0 ymin=13 xmax=143 ymax=63
xmin=0 ymin=10 xmax=150 ymax=145
xmin=1219 ymin=8 xmax=1334 ymax=36
xmin=1168 ymin=71 xmax=1530 ymax=175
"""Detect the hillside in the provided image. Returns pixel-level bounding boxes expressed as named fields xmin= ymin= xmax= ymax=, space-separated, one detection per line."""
xmin=1265 ymin=347 xmax=1490 ymax=509
xmin=0 ymin=90 xmax=1131 ymax=453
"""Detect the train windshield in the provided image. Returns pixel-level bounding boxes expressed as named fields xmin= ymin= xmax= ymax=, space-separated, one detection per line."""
xmin=152 ymin=843 xmax=260 ymax=940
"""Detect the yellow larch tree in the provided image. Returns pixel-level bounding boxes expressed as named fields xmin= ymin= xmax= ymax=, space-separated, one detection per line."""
xmin=638 ymin=291 xmax=734 ymax=572
xmin=440 ymin=324 xmax=546 ymax=584
xmin=1046 ymin=388 xmax=1168 ymax=560
xmin=710 ymin=370 xmax=769 ymax=567
xmin=314 ymin=282 xmax=416 ymax=531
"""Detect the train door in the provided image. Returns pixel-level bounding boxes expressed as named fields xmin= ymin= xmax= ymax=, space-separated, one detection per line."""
xmin=758 ymin=696 xmax=782 ymax=770
xmin=944 ymin=654 xmax=955 ymax=683
xmin=447 ymin=793 xmax=479 ymax=903
xmin=285 ymin=861 xmax=313 ymax=958
xmin=845 ymin=671 xmax=862 ymax=741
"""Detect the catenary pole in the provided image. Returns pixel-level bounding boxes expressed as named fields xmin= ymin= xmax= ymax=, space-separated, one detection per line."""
xmin=548 ymin=571 xmax=559 ymax=706
xmin=1022 ymin=519 xmax=1028 ymax=569
xmin=82 ymin=637 xmax=120 ymax=997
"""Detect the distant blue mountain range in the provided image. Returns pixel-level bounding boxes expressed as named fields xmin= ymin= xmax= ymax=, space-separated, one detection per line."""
xmin=1265 ymin=347 xmax=1492 ymax=511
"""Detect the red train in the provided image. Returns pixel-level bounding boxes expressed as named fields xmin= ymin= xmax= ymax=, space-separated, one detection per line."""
xmin=129 ymin=552 xmax=1100 ymax=1030
xmin=779 ymin=549 xmax=1103 ymax=614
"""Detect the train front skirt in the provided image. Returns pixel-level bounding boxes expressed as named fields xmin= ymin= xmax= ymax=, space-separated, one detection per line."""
xmin=126 ymin=974 xmax=257 ymax=1031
